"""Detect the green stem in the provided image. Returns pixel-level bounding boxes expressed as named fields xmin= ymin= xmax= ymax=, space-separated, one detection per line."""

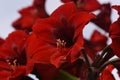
xmin=98 ymin=58 xmax=120 ymax=74
xmin=58 ymin=70 xmax=80 ymax=80
xmin=112 ymin=62 xmax=120 ymax=71
xmin=87 ymin=58 xmax=120 ymax=80
xmin=81 ymin=48 xmax=91 ymax=71
xmin=92 ymin=46 xmax=111 ymax=67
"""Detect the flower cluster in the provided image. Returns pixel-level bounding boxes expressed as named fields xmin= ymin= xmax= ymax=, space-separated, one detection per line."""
xmin=0 ymin=0 xmax=120 ymax=80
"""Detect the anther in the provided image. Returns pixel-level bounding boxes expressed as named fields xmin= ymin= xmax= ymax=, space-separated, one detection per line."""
xmin=56 ymin=39 xmax=66 ymax=48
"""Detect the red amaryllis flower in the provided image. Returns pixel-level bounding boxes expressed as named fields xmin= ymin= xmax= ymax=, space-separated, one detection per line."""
xmin=61 ymin=0 xmax=101 ymax=11
xmin=12 ymin=0 xmax=48 ymax=32
xmin=110 ymin=6 xmax=120 ymax=57
xmin=0 ymin=30 xmax=29 ymax=80
xmin=92 ymin=3 xmax=111 ymax=32
xmin=26 ymin=2 xmax=96 ymax=67
xmin=98 ymin=65 xmax=115 ymax=80
xmin=0 ymin=47 xmax=27 ymax=80
xmin=84 ymin=30 xmax=107 ymax=60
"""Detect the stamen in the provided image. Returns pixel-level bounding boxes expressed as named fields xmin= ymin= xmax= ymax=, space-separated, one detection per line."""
xmin=6 ymin=60 xmax=11 ymax=65
xmin=6 ymin=59 xmax=18 ymax=70
xmin=56 ymin=39 xmax=67 ymax=64
xmin=56 ymin=39 xmax=66 ymax=48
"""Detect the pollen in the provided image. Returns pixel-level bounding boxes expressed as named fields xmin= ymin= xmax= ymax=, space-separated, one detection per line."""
xmin=56 ymin=39 xmax=66 ymax=48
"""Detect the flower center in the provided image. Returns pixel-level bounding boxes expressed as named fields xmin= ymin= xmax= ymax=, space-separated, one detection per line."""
xmin=56 ymin=39 xmax=66 ymax=49
xmin=6 ymin=59 xmax=18 ymax=70
xmin=56 ymin=39 xmax=67 ymax=63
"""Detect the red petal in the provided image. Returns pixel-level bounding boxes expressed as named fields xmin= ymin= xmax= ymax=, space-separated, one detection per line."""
xmin=35 ymin=63 xmax=58 ymax=80
xmin=110 ymin=19 xmax=120 ymax=57
xmin=10 ymin=66 xmax=26 ymax=80
xmin=51 ymin=2 xmax=77 ymax=20
xmin=0 ymin=38 xmax=4 ymax=45
xmin=61 ymin=0 xmax=101 ymax=11
xmin=69 ymin=11 xmax=96 ymax=39
xmin=4 ymin=30 xmax=28 ymax=53
xmin=92 ymin=3 xmax=111 ymax=32
xmin=68 ymin=12 xmax=96 ymax=62
xmin=78 ymin=0 xmax=101 ymax=11
xmin=0 ymin=71 xmax=11 ymax=80
xmin=90 ymin=30 xmax=107 ymax=51
xmin=98 ymin=65 xmax=115 ymax=80
xmin=26 ymin=33 xmax=56 ymax=64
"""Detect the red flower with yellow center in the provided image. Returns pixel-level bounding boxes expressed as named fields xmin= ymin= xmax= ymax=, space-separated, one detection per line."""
xmin=26 ymin=2 xmax=95 ymax=67
xmin=0 ymin=30 xmax=30 ymax=80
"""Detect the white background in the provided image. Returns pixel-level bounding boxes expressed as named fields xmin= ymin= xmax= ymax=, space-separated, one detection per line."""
xmin=0 ymin=0 xmax=62 ymax=39
xmin=0 ymin=0 xmax=120 ymax=39
xmin=0 ymin=0 xmax=120 ymax=80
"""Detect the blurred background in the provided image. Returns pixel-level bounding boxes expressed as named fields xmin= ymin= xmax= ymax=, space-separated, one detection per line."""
xmin=0 ymin=0 xmax=62 ymax=39
xmin=0 ymin=0 xmax=120 ymax=39
xmin=0 ymin=0 xmax=120 ymax=80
